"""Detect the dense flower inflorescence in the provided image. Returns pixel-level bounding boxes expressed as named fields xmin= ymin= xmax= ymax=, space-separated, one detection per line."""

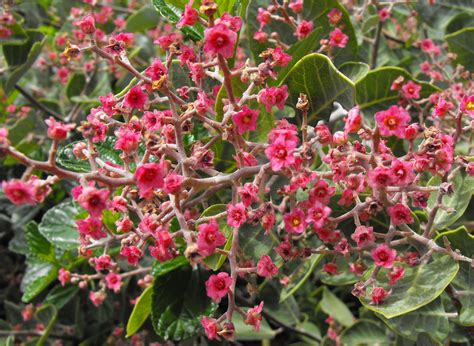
xmin=1 ymin=0 xmax=473 ymax=343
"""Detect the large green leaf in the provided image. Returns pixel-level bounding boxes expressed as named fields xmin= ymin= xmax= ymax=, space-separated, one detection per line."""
xmin=435 ymin=227 xmax=474 ymax=326
xmin=57 ymin=137 xmax=123 ymax=173
xmin=320 ymin=287 xmax=355 ymax=327
xmin=339 ymin=62 xmax=370 ymax=83
xmin=355 ymin=67 xmax=440 ymax=114
xmin=66 ymin=73 xmax=86 ymax=101
xmin=427 ymin=172 xmax=474 ymax=229
xmin=233 ymin=317 xmax=277 ymax=341
xmin=125 ymin=5 xmax=161 ymax=32
xmin=200 ymin=204 xmax=232 ymax=271
xmin=21 ymin=261 xmax=58 ymax=303
xmin=151 ymin=265 xmax=215 ymax=341
xmin=280 ymin=254 xmax=324 ymax=302
xmin=282 ymin=53 xmax=355 ymax=122
xmin=339 ymin=320 xmax=388 ymax=345
xmin=3 ymin=30 xmax=46 ymax=93
xmin=377 ymin=299 xmax=450 ymax=343
xmin=445 ymin=27 xmax=474 ymax=71
xmin=151 ymin=255 xmax=188 ymax=277
xmin=238 ymin=222 xmax=277 ymax=262
xmin=38 ymin=201 xmax=80 ymax=251
xmin=359 ymin=255 xmax=459 ymax=319
xmin=127 ymin=285 xmax=153 ymax=337
xmin=44 ymin=285 xmax=80 ymax=310
xmin=25 ymin=221 xmax=55 ymax=264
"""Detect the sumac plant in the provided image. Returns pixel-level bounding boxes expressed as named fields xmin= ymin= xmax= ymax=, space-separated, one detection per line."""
xmin=0 ymin=0 xmax=473 ymax=344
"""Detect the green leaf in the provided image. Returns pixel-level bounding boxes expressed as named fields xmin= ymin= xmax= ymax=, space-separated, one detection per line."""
xmin=21 ymin=261 xmax=58 ymax=302
xmin=151 ymin=255 xmax=188 ymax=277
xmin=339 ymin=319 xmax=388 ymax=345
xmin=282 ymin=53 xmax=355 ymax=122
xmin=445 ymin=27 xmax=474 ymax=71
xmin=427 ymin=172 xmax=474 ymax=229
xmin=44 ymin=285 xmax=80 ymax=310
xmin=199 ymin=204 xmax=232 ymax=271
xmin=320 ymin=287 xmax=355 ymax=327
xmin=127 ymin=285 xmax=153 ymax=337
xmin=339 ymin=62 xmax=370 ymax=83
xmin=239 ymin=222 xmax=277 ymax=262
xmin=446 ymin=12 xmax=474 ymax=34
xmin=57 ymin=137 xmax=123 ymax=173
xmin=280 ymin=254 xmax=324 ymax=302
xmin=35 ymin=305 xmax=58 ymax=346
xmin=25 ymin=221 xmax=55 ymax=264
xmin=377 ymin=299 xmax=449 ymax=343
xmin=320 ymin=264 xmax=360 ymax=286
xmin=66 ymin=73 xmax=86 ymax=101
xmin=3 ymin=30 xmax=46 ymax=94
xmin=38 ymin=201 xmax=80 ymax=251
xmin=435 ymin=227 xmax=474 ymax=326
xmin=151 ymin=0 xmax=204 ymax=41
xmin=233 ymin=317 xmax=277 ymax=341
xmin=125 ymin=5 xmax=161 ymax=32
xmin=266 ymin=296 xmax=301 ymax=326
xmin=359 ymin=255 xmax=459 ymax=318
xmin=151 ymin=265 xmax=215 ymax=341
xmin=355 ymin=67 xmax=440 ymax=113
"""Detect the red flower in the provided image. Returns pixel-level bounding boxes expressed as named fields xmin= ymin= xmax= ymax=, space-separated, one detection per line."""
xmin=197 ymin=219 xmax=226 ymax=256
xmin=351 ymin=226 xmax=375 ymax=247
xmin=204 ymin=23 xmax=237 ymax=58
xmin=371 ymin=244 xmax=397 ymax=268
xmin=371 ymin=287 xmax=391 ymax=305
xmin=232 ymin=106 xmax=259 ymax=135
xmin=226 ymin=203 xmax=248 ymax=228
xmin=402 ymin=80 xmax=421 ymax=99
xmin=309 ymin=180 xmax=336 ymax=205
xmin=327 ymin=8 xmax=342 ymax=25
xmin=2 ymin=179 xmax=36 ymax=205
xmin=73 ymin=15 xmax=95 ymax=34
xmin=283 ymin=208 xmax=306 ymax=234
xmin=245 ymin=302 xmax=264 ymax=331
xmin=296 ymin=20 xmax=313 ymax=39
xmin=45 ymin=117 xmax=75 ymax=141
xmin=76 ymin=186 xmax=110 ymax=218
xmin=257 ymin=255 xmax=278 ymax=277
xmin=206 ymin=272 xmax=232 ymax=303
xmin=329 ymin=28 xmax=349 ymax=48
xmin=105 ymin=272 xmax=122 ymax=293
xmin=375 ymin=106 xmax=411 ymax=138
xmin=135 ymin=162 xmax=167 ymax=198
xmin=76 ymin=217 xmax=107 ymax=240
xmin=460 ymin=95 xmax=474 ymax=117
xmin=201 ymin=317 xmax=221 ymax=340
xmin=387 ymin=203 xmax=414 ymax=225
xmin=387 ymin=266 xmax=405 ymax=285
xmin=123 ymin=86 xmax=148 ymax=110
xmin=176 ymin=0 xmax=199 ymax=28
xmin=258 ymin=85 xmax=288 ymax=113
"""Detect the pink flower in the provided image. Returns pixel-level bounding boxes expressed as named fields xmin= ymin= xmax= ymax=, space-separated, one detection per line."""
xmin=387 ymin=266 xmax=405 ymax=285
xmin=74 ymin=15 xmax=95 ymax=34
xmin=368 ymin=166 xmax=395 ymax=188
xmin=120 ymin=245 xmax=142 ymax=266
xmin=114 ymin=128 xmax=140 ymax=153
xmin=296 ymin=20 xmax=313 ymax=39
xmin=105 ymin=272 xmax=122 ymax=293
xmin=149 ymin=231 xmax=176 ymax=262
xmin=327 ymin=8 xmax=342 ymax=25
xmin=344 ymin=107 xmax=361 ymax=133
xmin=58 ymin=268 xmax=71 ymax=286
xmin=375 ymin=105 xmax=411 ymax=138
xmin=135 ymin=162 xmax=167 ymax=198
xmin=93 ymin=254 xmax=113 ymax=271
xmin=258 ymin=85 xmax=288 ymax=113
xmin=204 ymin=23 xmax=237 ymax=58
xmin=390 ymin=160 xmax=415 ymax=187
xmin=145 ymin=59 xmax=168 ymax=81
xmin=237 ymin=183 xmax=259 ymax=207
xmin=206 ymin=272 xmax=232 ymax=303
xmin=420 ymin=38 xmax=438 ymax=54
xmin=143 ymin=110 xmax=168 ymax=131
xmin=271 ymin=46 xmax=292 ymax=67
xmin=257 ymin=8 xmax=271 ymax=27
xmin=351 ymin=226 xmax=375 ymax=247
xmin=289 ymin=0 xmax=303 ymax=13
xmin=329 ymin=28 xmax=349 ymax=48
xmin=76 ymin=217 xmax=107 ymax=240
xmin=402 ymin=80 xmax=421 ymax=99
xmin=378 ymin=8 xmax=391 ymax=21
xmin=2 ymin=180 xmax=36 ymax=205
xmin=163 ymin=172 xmax=184 ymax=194
xmin=197 ymin=219 xmax=226 ymax=256
xmin=433 ymin=98 xmax=454 ymax=118
xmin=77 ymin=186 xmax=109 ymax=218
xmin=45 ymin=117 xmax=75 ymax=141
xmin=201 ymin=317 xmax=221 ymax=340
xmin=226 ymin=203 xmax=247 ymax=228
xmin=232 ymin=106 xmax=259 ymax=134
xmin=309 ymin=180 xmax=336 ymax=205
xmin=89 ymin=291 xmax=106 ymax=307
xmin=215 ymin=13 xmax=242 ymax=32
xmin=371 ymin=244 xmax=397 ymax=268
xmin=283 ymin=208 xmax=306 ymax=234
xmin=323 ymin=263 xmax=338 ymax=274
xmin=253 ymin=30 xmax=268 ymax=43
xmin=245 ymin=302 xmax=264 ymax=331
xmin=176 ymin=0 xmax=199 ymax=28
xmin=265 ymin=137 xmax=297 ymax=171
xmin=306 ymin=202 xmax=331 ymax=229
xmin=257 ymin=255 xmax=278 ymax=277
xmin=387 ymin=203 xmax=413 ymax=225
xmin=371 ymin=287 xmax=390 ymax=305
xmin=460 ymin=95 xmax=474 ymax=117
xmin=123 ymin=86 xmax=147 ymax=110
